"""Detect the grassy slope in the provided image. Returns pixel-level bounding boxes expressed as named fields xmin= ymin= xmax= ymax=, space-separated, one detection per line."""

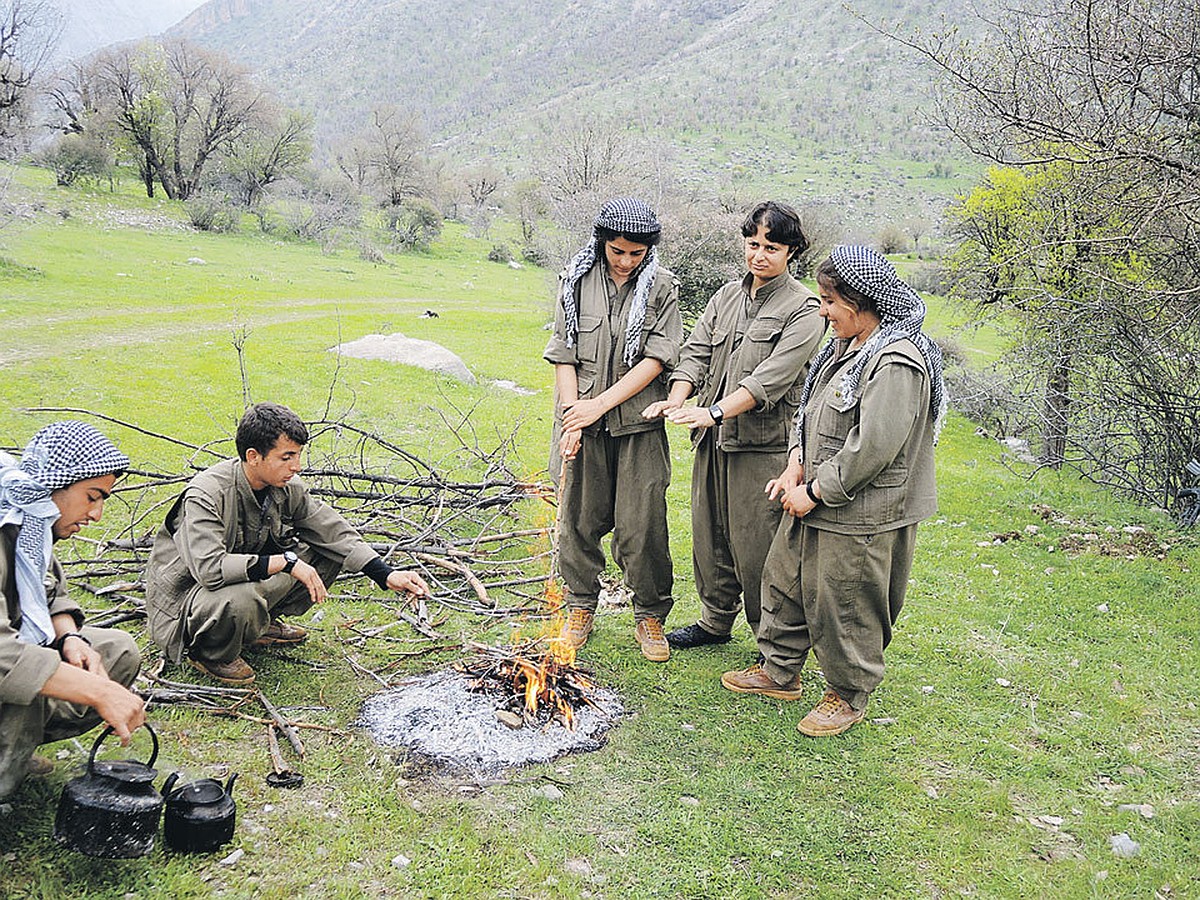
xmin=2 ymin=172 xmax=1197 ymax=899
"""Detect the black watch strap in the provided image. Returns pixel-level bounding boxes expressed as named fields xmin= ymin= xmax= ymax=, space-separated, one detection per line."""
xmin=282 ymin=551 xmax=299 ymax=574
xmin=708 ymin=404 xmax=724 ymax=424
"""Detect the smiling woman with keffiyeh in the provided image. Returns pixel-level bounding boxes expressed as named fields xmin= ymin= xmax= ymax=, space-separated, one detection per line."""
xmin=0 ymin=421 xmax=145 ymax=798
xmin=721 ymin=247 xmax=943 ymax=737
xmin=543 ymin=198 xmax=683 ymax=663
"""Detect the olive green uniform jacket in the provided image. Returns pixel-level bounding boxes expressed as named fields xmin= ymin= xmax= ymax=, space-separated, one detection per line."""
xmin=1 ymin=526 xmax=139 ymax=798
xmin=146 ymin=458 xmax=379 ymax=663
xmin=670 ymin=272 xmax=822 ymax=634
xmin=758 ymin=338 xmax=937 ymax=709
xmin=542 ymin=263 xmax=682 ymax=619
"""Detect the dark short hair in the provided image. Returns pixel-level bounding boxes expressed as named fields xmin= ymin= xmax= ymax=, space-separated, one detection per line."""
xmin=742 ymin=201 xmax=809 ymax=259
xmin=815 ymin=257 xmax=879 ymax=317
xmin=235 ymin=403 xmax=309 ymax=460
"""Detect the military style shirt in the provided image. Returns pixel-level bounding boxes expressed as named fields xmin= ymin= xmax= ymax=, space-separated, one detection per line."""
xmin=672 ymin=271 xmax=822 ymax=453
xmin=543 ymin=263 xmax=682 ymax=437
xmin=145 ymin=458 xmax=379 ymax=661
xmin=0 ymin=526 xmax=82 ymax=705
xmin=800 ymin=338 xmax=938 ymax=534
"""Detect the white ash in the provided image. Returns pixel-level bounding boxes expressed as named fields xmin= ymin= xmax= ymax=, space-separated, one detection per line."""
xmin=356 ymin=670 xmax=623 ymax=775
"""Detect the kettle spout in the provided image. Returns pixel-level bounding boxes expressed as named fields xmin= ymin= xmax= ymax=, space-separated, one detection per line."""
xmin=162 ymin=771 xmax=180 ymax=796
xmin=224 ymin=772 xmax=238 ymax=797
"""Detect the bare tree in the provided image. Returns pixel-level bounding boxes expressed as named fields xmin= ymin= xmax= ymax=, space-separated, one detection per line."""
xmin=360 ymin=105 xmax=427 ymax=207
xmin=91 ymin=40 xmax=263 ymax=200
xmin=221 ymin=108 xmax=312 ymax=207
xmin=0 ymin=0 xmax=60 ymax=144
xmin=894 ymin=0 xmax=1200 ymax=502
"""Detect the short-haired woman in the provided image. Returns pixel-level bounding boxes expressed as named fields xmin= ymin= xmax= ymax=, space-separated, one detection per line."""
xmin=543 ymin=198 xmax=683 ymax=661
xmin=643 ymin=201 xmax=824 ymax=658
xmin=722 ymin=246 xmax=945 ymax=735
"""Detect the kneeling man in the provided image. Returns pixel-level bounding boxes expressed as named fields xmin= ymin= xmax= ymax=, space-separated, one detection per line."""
xmin=146 ymin=402 xmax=429 ymax=685
xmin=1 ymin=421 xmax=144 ymax=798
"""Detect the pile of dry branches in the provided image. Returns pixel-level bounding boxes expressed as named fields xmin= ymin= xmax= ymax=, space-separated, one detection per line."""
xmin=12 ymin=407 xmax=555 ymax=632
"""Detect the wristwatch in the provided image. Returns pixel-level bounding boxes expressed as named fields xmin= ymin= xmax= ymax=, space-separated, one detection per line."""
xmin=281 ymin=551 xmax=299 ymax=574
xmin=708 ymin=404 xmax=725 ymax=425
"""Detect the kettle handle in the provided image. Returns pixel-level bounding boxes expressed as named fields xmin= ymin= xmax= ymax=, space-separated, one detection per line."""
xmin=87 ymin=722 xmax=159 ymax=775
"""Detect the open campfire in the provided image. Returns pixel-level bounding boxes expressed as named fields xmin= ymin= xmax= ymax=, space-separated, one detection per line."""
xmin=457 ymin=636 xmax=598 ymax=731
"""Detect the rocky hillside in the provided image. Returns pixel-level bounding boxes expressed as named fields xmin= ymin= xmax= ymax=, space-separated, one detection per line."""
xmin=49 ymin=0 xmax=208 ymax=61
xmin=167 ymin=0 xmax=979 ymax=224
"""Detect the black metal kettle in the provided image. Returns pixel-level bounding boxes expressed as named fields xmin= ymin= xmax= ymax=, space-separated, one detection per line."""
xmin=161 ymin=771 xmax=238 ymax=853
xmin=54 ymin=724 xmax=163 ymax=858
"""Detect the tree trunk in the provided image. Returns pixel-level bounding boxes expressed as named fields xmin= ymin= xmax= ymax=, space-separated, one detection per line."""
xmin=1040 ymin=356 xmax=1070 ymax=467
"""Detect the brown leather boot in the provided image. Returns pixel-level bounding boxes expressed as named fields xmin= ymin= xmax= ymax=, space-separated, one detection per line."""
xmin=797 ymin=689 xmax=865 ymax=736
xmin=559 ymin=608 xmax=595 ymax=650
xmin=189 ymin=655 xmax=256 ymax=686
xmin=634 ymin=617 xmax=670 ymax=662
xmin=720 ymin=663 xmax=803 ymax=700
xmin=254 ymin=618 xmax=308 ymax=646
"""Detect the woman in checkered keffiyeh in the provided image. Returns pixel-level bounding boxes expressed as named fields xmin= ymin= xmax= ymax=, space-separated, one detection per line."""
xmin=722 ymin=246 xmax=943 ymax=737
xmin=543 ymin=198 xmax=683 ymax=662
xmin=0 ymin=421 xmax=129 ymax=645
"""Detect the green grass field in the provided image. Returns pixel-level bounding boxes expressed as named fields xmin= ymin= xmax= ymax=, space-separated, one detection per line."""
xmin=2 ymin=168 xmax=1197 ymax=899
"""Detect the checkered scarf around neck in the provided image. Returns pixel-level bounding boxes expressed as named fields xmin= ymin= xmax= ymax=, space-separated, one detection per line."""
xmin=796 ymin=245 xmax=947 ymax=445
xmin=559 ymin=197 xmax=661 ymax=368
xmin=0 ymin=421 xmax=129 ymax=645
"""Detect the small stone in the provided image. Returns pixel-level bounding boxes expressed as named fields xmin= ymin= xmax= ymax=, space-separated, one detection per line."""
xmin=924 ymin=786 xmax=939 ymax=799
xmin=0 ymin=805 xmax=12 ymax=817
xmin=55 ymin=749 xmax=71 ymax=759
xmin=263 ymin=804 xmax=275 ymax=813
xmin=186 ymin=257 xmax=207 ymax=265
xmin=681 ymin=722 xmax=696 ymax=731
xmin=1025 ymin=524 xmax=1040 ymax=534
xmin=219 ymin=848 xmax=244 ymax=866
xmin=771 ymin=850 xmax=783 ymax=858
xmin=309 ymin=610 xmax=325 ymax=624
xmin=392 ymin=853 xmax=412 ymax=868
xmin=1097 ymin=603 xmax=1110 ymax=613
xmin=532 ymin=784 xmax=564 ymax=800
xmin=922 ymin=685 xmax=935 ymax=694
xmin=679 ymin=796 xmax=700 ymax=807
xmin=870 ymin=717 xmax=897 ymax=726
xmin=564 ymin=858 xmax=592 ymax=877
xmin=1109 ymin=833 xmax=1140 ymax=858
xmin=496 ymin=710 xmax=524 ymax=730
xmin=1118 ymin=803 xmax=1155 ymax=819
xmin=996 ymin=677 xmax=1012 ymax=688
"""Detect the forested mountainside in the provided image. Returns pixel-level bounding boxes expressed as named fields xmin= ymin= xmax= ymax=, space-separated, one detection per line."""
xmin=49 ymin=0 xmax=207 ymax=61
xmin=171 ymin=0 xmax=977 ymax=185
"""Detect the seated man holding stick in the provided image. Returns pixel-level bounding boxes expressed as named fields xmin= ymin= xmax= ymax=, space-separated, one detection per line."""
xmin=1 ymin=421 xmax=144 ymax=798
xmin=146 ymin=402 xmax=429 ymax=685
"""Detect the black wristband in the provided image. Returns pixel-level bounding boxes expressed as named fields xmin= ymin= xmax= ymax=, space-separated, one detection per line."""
xmin=361 ymin=556 xmax=395 ymax=590
xmin=247 ymin=554 xmax=271 ymax=581
xmin=805 ymin=481 xmax=821 ymax=505
xmin=50 ymin=632 xmax=91 ymax=656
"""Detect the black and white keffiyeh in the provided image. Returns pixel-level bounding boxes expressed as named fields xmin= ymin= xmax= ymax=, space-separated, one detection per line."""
xmin=0 ymin=421 xmax=129 ymax=645
xmin=559 ymin=197 xmax=661 ymax=368
xmin=796 ymin=245 xmax=947 ymax=444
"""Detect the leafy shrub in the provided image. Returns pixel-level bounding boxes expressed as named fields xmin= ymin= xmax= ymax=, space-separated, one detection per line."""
xmin=385 ymin=197 xmax=443 ymax=251
xmin=487 ymin=243 xmax=514 ymax=263
xmin=185 ymin=196 xmax=241 ymax=233
xmin=40 ymin=134 xmax=111 ymax=187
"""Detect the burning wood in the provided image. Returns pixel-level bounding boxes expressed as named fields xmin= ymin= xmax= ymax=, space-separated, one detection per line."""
xmin=458 ymin=636 xmax=599 ymax=731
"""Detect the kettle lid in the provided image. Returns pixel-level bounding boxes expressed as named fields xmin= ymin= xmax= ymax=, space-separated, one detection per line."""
xmin=93 ymin=759 xmax=158 ymax=784
xmin=176 ymin=779 xmax=227 ymax=804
